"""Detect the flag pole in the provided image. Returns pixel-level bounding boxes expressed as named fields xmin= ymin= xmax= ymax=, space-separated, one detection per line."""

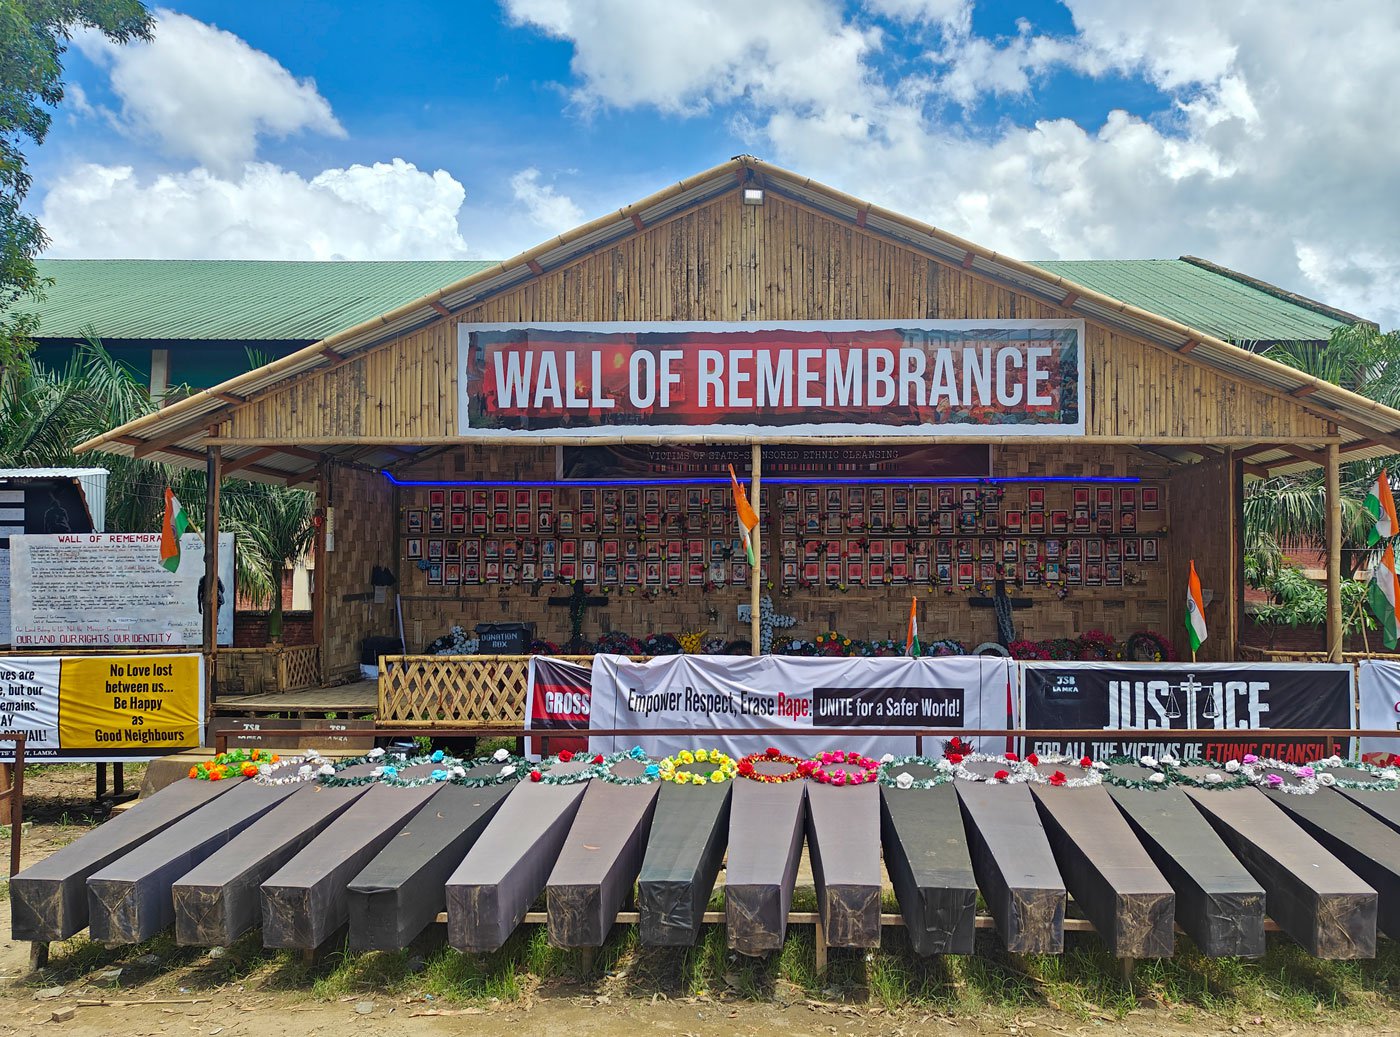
xmin=749 ymin=443 xmax=762 ymax=656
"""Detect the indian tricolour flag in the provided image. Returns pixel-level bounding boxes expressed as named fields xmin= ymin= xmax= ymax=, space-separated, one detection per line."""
xmin=1368 ymin=470 xmax=1400 ymax=648
xmin=727 ymin=465 xmax=758 ymax=566
xmin=905 ymin=596 xmax=921 ymax=657
xmin=1185 ymin=560 xmax=1208 ymax=654
xmin=160 ymin=487 xmax=190 ymax=572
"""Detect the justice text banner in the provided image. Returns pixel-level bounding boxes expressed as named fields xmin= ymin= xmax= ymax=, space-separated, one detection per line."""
xmin=1021 ymin=661 xmax=1355 ymax=763
xmin=0 ymin=653 xmax=204 ymax=762
xmin=1358 ymin=659 xmax=1400 ymax=763
xmin=587 ymin=654 xmax=1015 ymax=759
xmin=460 ymin=320 xmax=1085 ymax=439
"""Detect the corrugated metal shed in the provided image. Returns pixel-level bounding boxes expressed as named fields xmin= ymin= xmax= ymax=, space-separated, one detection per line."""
xmin=0 ymin=468 xmax=108 ymax=531
xmin=27 ymin=259 xmax=493 ymax=342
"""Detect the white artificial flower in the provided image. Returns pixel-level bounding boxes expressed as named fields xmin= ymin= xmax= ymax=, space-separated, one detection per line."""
xmin=1091 ymin=760 xmax=1108 ymax=770
xmin=1317 ymin=773 xmax=1338 ymax=787
xmin=492 ymin=748 xmax=510 ymax=763
xmin=1148 ymin=773 xmax=1165 ymax=784
xmin=935 ymin=759 xmax=954 ymax=772
xmin=1225 ymin=760 xmax=1241 ymax=773
xmin=297 ymin=765 xmax=313 ymax=777
xmin=1205 ymin=774 xmax=1222 ymax=784
xmin=1159 ymin=754 xmax=1178 ymax=766
xmin=371 ymin=766 xmax=384 ymax=777
xmin=257 ymin=763 xmax=272 ymax=776
xmin=318 ymin=764 xmax=335 ymax=777
xmin=305 ymin=749 xmax=321 ymax=761
xmin=895 ymin=772 xmax=914 ymax=790
xmin=450 ymin=766 xmax=466 ymax=778
xmin=880 ymin=753 xmax=894 ymax=764
xmin=499 ymin=765 xmax=515 ymax=776
xmin=1383 ymin=769 xmax=1400 ymax=781
xmin=1140 ymin=756 xmax=1158 ymax=768
xmin=1326 ymin=755 xmax=1343 ymax=766
xmin=367 ymin=747 xmax=385 ymax=760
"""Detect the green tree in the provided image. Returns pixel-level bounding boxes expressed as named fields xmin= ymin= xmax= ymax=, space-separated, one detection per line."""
xmin=0 ymin=1 xmax=153 ymax=369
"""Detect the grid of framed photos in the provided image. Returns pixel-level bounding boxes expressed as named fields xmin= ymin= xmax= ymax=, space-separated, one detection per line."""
xmin=402 ymin=482 xmax=1163 ymax=590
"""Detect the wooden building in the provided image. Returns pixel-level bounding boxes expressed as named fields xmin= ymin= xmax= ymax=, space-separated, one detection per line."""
xmin=76 ymin=157 xmax=1400 ymax=692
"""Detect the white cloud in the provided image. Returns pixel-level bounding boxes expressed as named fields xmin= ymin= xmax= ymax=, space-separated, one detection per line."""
xmin=510 ymin=167 xmax=584 ymax=235
xmin=39 ymin=160 xmax=470 ymax=260
xmin=74 ymin=8 xmax=343 ymax=175
xmin=509 ymin=0 xmax=1400 ymax=328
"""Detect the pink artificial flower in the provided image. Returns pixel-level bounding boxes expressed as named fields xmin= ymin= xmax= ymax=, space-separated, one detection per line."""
xmin=1243 ymin=754 xmax=1259 ymax=764
xmin=1266 ymin=774 xmax=1283 ymax=787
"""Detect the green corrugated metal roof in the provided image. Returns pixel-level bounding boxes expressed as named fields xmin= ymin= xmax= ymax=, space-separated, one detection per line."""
xmin=23 ymin=255 xmax=1359 ymax=347
xmin=1034 ymin=258 xmax=1356 ymax=344
xmin=27 ymin=259 xmax=494 ymax=342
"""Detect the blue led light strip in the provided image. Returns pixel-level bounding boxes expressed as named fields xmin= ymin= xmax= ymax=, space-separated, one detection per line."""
xmin=383 ymin=472 xmax=1141 ymax=488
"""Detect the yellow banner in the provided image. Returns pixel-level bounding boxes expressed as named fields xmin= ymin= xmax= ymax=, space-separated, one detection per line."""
xmin=58 ymin=655 xmax=202 ymax=752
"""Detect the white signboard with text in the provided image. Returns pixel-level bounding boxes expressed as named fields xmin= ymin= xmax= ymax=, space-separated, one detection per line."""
xmin=9 ymin=533 xmax=234 ymax=648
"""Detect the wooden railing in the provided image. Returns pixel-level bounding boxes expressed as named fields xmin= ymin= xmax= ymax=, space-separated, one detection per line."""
xmin=1237 ymin=645 xmax=1400 ymax=664
xmin=276 ymin=644 xmax=321 ymax=691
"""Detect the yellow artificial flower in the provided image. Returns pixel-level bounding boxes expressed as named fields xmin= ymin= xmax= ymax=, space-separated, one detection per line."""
xmin=710 ymin=770 xmax=725 ymax=782
xmin=693 ymin=775 xmax=707 ymax=785
xmin=695 ymin=748 xmax=709 ymax=762
xmin=679 ymin=750 xmax=694 ymax=764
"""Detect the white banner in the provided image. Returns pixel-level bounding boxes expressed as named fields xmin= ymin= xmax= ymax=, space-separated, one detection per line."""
xmin=0 ymin=653 xmax=205 ymax=762
xmin=1359 ymin=659 xmax=1400 ymax=762
xmin=588 ymin=653 xmax=1015 ymax=759
xmin=10 ymin=533 xmax=234 ymax=647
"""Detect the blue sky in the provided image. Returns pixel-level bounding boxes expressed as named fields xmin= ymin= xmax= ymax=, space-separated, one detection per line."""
xmin=29 ymin=2 xmax=1400 ymax=326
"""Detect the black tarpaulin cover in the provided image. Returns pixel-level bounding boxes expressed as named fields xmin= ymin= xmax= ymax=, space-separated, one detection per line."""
xmin=725 ymin=773 xmax=806 ymax=957
xmin=347 ymin=777 xmax=517 ymax=950
xmin=880 ymin=781 xmax=977 ymax=956
xmin=806 ymin=780 xmax=881 ymax=948
xmin=637 ymin=779 xmax=731 ymax=946
xmin=445 ymin=774 xmax=591 ymax=953
xmin=1109 ymin=785 xmax=1265 ymax=957
xmin=11 ymin=775 xmax=241 ymax=942
xmin=1031 ymin=783 xmax=1175 ymax=958
xmin=955 ymin=781 xmax=1066 ymax=954
xmin=260 ymin=774 xmax=446 ymax=949
xmin=1185 ymin=788 xmax=1377 ymax=958
xmin=87 ymin=779 xmax=304 ymax=945
xmin=546 ymin=764 xmax=660 ymax=947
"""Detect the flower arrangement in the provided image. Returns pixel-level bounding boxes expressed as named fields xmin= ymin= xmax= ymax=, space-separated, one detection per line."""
xmin=595 ymin=631 xmax=644 ymax=655
xmin=1157 ymin=756 xmax=1250 ymax=790
xmin=701 ymin=635 xmax=730 ymax=655
xmin=814 ymin=630 xmax=856 ymax=656
xmin=737 ymin=747 xmax=805 ymax=783
xmin=657 ymin=747 xmax=738 ymax=785
xmin=188 ymin=748 xmax=279 ymax=781
xmin=1310 ymin=755 xmax=1400 ymax=789
xmin=1077 ymin=629 xmax=1117 ymax=660
xmin=642 ymin=632 xmax=683 ymax=655
xmin=944 ymin=736 xmax=974 ymax=759
xmin=951 ymin=752 xmax=1036 ymax=784
xmin=1007 ymin=639 xmax=1050 ymax=660
xmin=879 ymin=754 xmax=952 ymax=790
xmin=807 ymin=749 xmax=880 ymax=785
xmin=1239 ymin=755 xmax=1321 ymax=795
xmin=527 ymin=748 xmax=608 ymax=785
xmin=677 ymin=629 xmax=707 ymax=654
xmin=596 ymin=747 xmax=661 ymax=785
xmin=426 ymin=625 xmax=479 ymax=655
xmin=924 ymin=638 xmax=967 ymax=657
xmin=451 ymin=748 xmax=530 ymax=787
xmin=1021 ymin=754 xmax=1102 ymax=788
xmin=1123 ymin=630 xmax=1177 ymax=662
xmin=1039 ymin=638 xmax=1081 ymax=661
xmin=527 ymin=638 xmax=560 ymax=655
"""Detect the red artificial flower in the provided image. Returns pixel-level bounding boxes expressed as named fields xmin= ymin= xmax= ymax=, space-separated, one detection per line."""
xmin=592 ymin=754 xmax=604 ymax=764
xmin=1004 ymin=753 xmax=1019 ymax=763
xmin=1026 ymin=753 xmax=1040 ymax=766
xmin=993 ymin=770 xmax=1010 ymax=781
xmin=1079 ymin=756 xmax=1093 ymax=768
xmin=1049 ymin=771 xmax=1067 ymax=787
xmin=529 ymin=770 xmax=542 ymax=782
xmin=766 ymin=747 xmax=781 ymax=758
xmin=947 ymin=753 xmax=964 ymax=765
xmin=738 ymin=760 xmax=755 ymax=777
xmin=798 ymin=760 xmax=817 ymax=777
xmin=558 ymin=750 xmax=574 ymax=763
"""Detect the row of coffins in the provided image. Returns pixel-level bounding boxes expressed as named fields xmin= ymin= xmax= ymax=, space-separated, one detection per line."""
xmin=10 ymin=746 xmax=1400 ymax=961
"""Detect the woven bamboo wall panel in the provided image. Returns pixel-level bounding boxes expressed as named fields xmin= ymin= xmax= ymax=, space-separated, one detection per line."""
xmin=220 ymin=190 xmax=1326 ymax=444
xmin=322 ymin=465 xmax=398 ymax=681
xmin=1167 ymin=455 xmax=1236 ymax=661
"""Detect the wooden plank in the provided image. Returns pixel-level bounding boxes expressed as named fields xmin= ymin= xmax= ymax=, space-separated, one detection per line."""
xmin=87 ymin=781 xmax=304 ymax=944
xmin=806 ymin=780 xmax=882 ymax=948
xmin=726 ymin=774 xmax=806 ymax=956
xmin=1184 ymin=788 xmax=1377 ymax=958
xmin=955 ymin=781 xmax=1066 ymax=954
xmin=209 ymin=717 xmax=374 ymax=751
xmin=547 ymin=766 xmax=660 ymax=947
xmin=10 ymin=778 xmax=241 ymax=942
xmin=1108 ymin=786 xmax=1266 ymax=957
xmin=347 ymin=778 xmax=517 ymax=950
xmin=636 ymin=780 xmax=731 ymax=947
xmin=879 ymin=781 xmax=977 ymax=955
xmin=260 ymin=775 xmax=447 ymax=949
xmin=444 ymin=766 xmax=592 ymax=952
xmin=1264 ymin=787 xmax=1400 ymax=940
xmin=172 ymin=783 xmax=372 ymax=946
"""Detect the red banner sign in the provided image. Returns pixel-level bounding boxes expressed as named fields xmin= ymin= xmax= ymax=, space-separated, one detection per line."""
xmin=458 ymin=321 xmax=1084 ymax=439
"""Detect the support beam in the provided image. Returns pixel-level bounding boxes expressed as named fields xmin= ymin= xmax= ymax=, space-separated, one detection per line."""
xmin=204 ymin=446 xmax=222 ymax=723
xmin=429 ymin=301 xmax=452 ymax=318
xmin=222 ymin=447 xmax=283 ymax=475
xmin=1326 ymin=431 xmax=1343 ymax=662
xmin=750 ymin=443 xmax=761 ymax=656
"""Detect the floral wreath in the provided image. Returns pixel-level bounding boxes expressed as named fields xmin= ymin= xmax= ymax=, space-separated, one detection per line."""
xmin=657 ymin=747 xmax=738 ymax=786
xmin=255 ymin=748 xmax=338 ymax=786
xmin=879 ymin=754 xmax=952 ymax=790
xmin=1020 ymin=754 xmax=1103 ymax=788
xmin=1159 ymin=756 xmax=1250 ymax=790
xmin=596 ymin=746 xmax=661 ymax=785
xmin=1310 ymin=755 xmax=1400 ymax=790
xmin=188 ymin=747 xmax=281 ymax=781
xmin=737 ymin=747 xmax=805 ymax=783
xmin=1239 ymin=755 xmax=1320 ymax=795
xmin=316 ymin=747 xmax=409 ymax=787
xmin=807 ymin=749 xmax=879 ymax=786
xmin=950 ymin=751 xmax=1034 ymax=785
xmin=378 ymin=749 xmax=469 ymax=788
xmin=451 ymin=748 xmax=532 ymax=787
xmin=527 ymin=747 xmax=606 ymax=784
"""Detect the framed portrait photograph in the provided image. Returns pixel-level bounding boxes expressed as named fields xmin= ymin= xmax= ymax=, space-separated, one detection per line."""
xmin=938 ymin=487 xmax=955 ymax=511
xmin=471 ymin=489 xmax=489 ymax=511
xmin=1028 ymin=511 xmax=1046 ymax=534
xmin=957 ymin=561 xmax=974 ymax=585
xmin=1050 ymin=510 xmax=1068 ymax=534
xmin=430 ymin=510 xmax=446 ymax=533
xmin=427 ymin=539 xmax=444 ymax=560
xmin=938 ymin=512 xmax=955 ymax=534
xmin=406 ymin=510 xmax=424 ymax=533
xmin=1028 ymin=488 xmax=1046 ymax=512
xmin=429 ymin=489 xmax=446 ymax=510
xmin=1073 ymin=487 xmax=1090 ymax=508
xmin=1072 ymin=509 xmax=1091 ymax=533
xmin=1119 ymin=487 xmax=1136 ymax=511
xmin=1121 ymin=510 xmax=1137 ymax=533
xmin=1124 ymin=538 xmax=1140 ymax=561
xmin=960 ymin=487 xmax=978 ymax=511
xmin=1143 ymin=486 xmax=1160 ymax=511
xmin=446 ymin=540 xmax=461 ymax=560
xmin=1142 ymin=537 xmax=1159 ymax=561
xmin=406 ymin=537 xmax=423 ymax=559
xmin=1004 ymin=510 xmax=1023 ymax=532
xmin=1096 ymin=488 xmax=1114 ymax=510
xmin=428 ymin=562 xmax=443 ymax=585
xmin=450 ymin=511 xmax=467 ymax=534
xmin=485 ymin=561 xmax=501 ymax=583
xmin=1086 ymin=538 xmax=1103 ymax=561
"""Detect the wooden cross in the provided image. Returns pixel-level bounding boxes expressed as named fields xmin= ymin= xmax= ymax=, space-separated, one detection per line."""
xmin=967 ymin=579 xmax=1034 ymax=646
xmin=548 ymin=580 xmax=608 ymax=652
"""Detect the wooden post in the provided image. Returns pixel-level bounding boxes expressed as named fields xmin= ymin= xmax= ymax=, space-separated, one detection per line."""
xmin=1225 ymin=448 xmax=1239 ymax=661
xmin=1325 ymin=429 xmax=1343 ymax=662
xmin=750 ymin=443 xmax=762 ymax=656
xmin=204 ymin=445 xmax=222 ymax=732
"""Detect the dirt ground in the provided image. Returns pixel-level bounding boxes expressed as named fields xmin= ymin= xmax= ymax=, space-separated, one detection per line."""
xmin=0 ymin=767 xmax=1396 ymax=1037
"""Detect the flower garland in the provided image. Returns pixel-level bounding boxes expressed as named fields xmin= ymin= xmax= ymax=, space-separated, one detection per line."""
xmin=188 ymin=748 xmax=281 ymax=781
xmin=527 ymin=747 xmax=606 ymax=784
xmin=1159 ymin=756 xmax=1250 ymax=790
xmin=657 ymin=748 xmax=738 ymax=785
xmin=1100 ymin=755 xmax=1178 ymax=789
xmin=1239 ymin=755 xmax=1320 ymax=795
xmin=452 ymin=747 xmax=531 ymax=787
xmin=248 ymin=748 xmax=340 ymax=785
xmin=314 ymin=747 xmax=409 ymax=787
xmin=378 ymin=749 xmax=469 ymax=788
xmin=950 ymin=751 xmax=1034 ymax=784
xmin=1310 ymin=755 xmax=1400 ymax=790
xmin=807 ymin=749 xmax=879 ymax=786
xmin=596 ymin=746 xmax=661 ymax=785
xmin=737 ymin=747 xmax=806 ymax=783
xmin=1022 ymin=754 xmax=1103 ymax=788
xmin=878 ymin=754 xmax=952 ymax=790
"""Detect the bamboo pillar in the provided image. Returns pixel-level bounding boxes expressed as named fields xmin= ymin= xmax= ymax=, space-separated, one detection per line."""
xmin=1225 ymin=448 xmax=1239 ymax=661
xmin=203 ymin=445 xmax=222 ymax=731
xmin=1325 ymin=429 xmax=1343 ymax=662
xmin=750 ymin=443 xmax=762 ymax=656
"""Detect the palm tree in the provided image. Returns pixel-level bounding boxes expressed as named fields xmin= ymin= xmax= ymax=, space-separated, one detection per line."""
xmin=223 ymin=483 xmax=315 ymax=639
